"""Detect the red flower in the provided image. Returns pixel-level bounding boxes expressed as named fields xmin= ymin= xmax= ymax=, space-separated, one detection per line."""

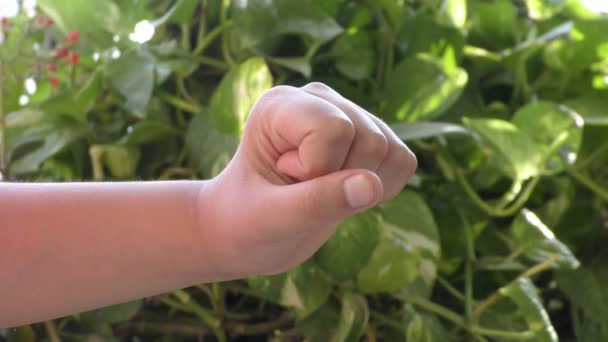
xmin=36 ymin=16 xmax=54 ymax=27
xmin=70 ymin=53 xmax=80 ymax=66
xmin=54 ymin=48 xmax=69 ymax=59
xmin=49 ymin=76 xmax=59 ymax=88
xmin=47 ymin=63 xmax=57 ymax=72
xmin=66 ymin=31 xmax=80 ymax=43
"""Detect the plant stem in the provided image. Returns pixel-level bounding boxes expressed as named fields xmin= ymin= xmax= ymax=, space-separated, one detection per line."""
xmin=437 ymin=276 xmax=466 ymax=302
xmin=495 ymin=180 xmax=523 ymax=210
xmin=474 ymin=254 xmax=561 ymax=318
xmin=365 ymin=325 xmax=378 ymax=342
xmin=370 ymin=310 xmax=404 ymax=331
xmin=220 ymin=0 xmax=234 ymax=65
xmin=396 ymin=293 xmax=534 ymax=340
xmin=176 ymin=77 xmax=194 ymax=102
xmin=451 ymin=131 xmax=570 ymax=217
xmin=576 ymin=140 xmax=608 ymax=169
xmin=118 ymin=320 xmax=210 ymax=336
xmin=228 ymin=312 xmax=295 ymax=336
xmin=160 ymin=297 xmax=226 ymax=342
xmin=43 ymin=320 xmax=62 ymax=342
xmin=195 ymin=0 xmax=207 ymax=52
xmin=194 ymin=20 xmax=233 ymax=56
xmin=455 ymin=169 xmax=540 ymax=217
xmin=118 ymin=312 xmax=294 ymax=337
xmin=212 ymin=282 xmax=224 ymax=318
xmin=396 ymin=293 xmax=465 ymax=327
xmin=568 ymin=168 xmax=608 ymax=202
xmin=181 ymin=23 xmax=192 ymax=51
xmin=159 ymin=91 xmax=203 ymax=113
xmin=159 ymin=167 xmax=196 ymax=180
xmin=472 ymin=326 xmax=534 ymax=339
xmin=461 ymin=211 xmax=475 ymax=329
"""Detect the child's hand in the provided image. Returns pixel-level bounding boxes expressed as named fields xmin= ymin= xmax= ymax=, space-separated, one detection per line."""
xmin=199 ymin=83 xmax=417 ymax=279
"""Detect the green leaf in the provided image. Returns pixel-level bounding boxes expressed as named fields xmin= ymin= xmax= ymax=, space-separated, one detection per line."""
xmin=28 ymin=82 xmax=52 ymax=105
xmin=168 ymin=0 xmax=200 ymax=24
xmin=247 ymin=260 xmax=332 ymax=317
xmin=267 ymin=56 xmax=312 ymax=77
xmin=395 ymin=13 xmax=465 ymax=58
xmin=315 ymin=210 xmax=383 ymax=283
xmin=578 ymin=317 xmax=608 ymax=342
xmin=404 ymin=306 xmax=449 ymax=342
xmin=374 ymin=0 xmax=408 ymax=29
xmin=544 ymin=18 xmax=608 ymax=71
xmin=6 ymin=325 xmax=35 ymax=342
xmin=41 ymin=72 xmax=103 ymax=122
xmin=122 ymin=121 xmax=179 ymax=146
xmin=296 ymin=301 xmax=340 ymax=341
xmin=232 ymin=0 xmax=343 ymax=50
xmin=383 ymin=54 xmax=468 ymax=122
xmin=10 ymin=116 xmax=87 ymax=175
xmin=100 ymin=145 xmax=141 ymax=179
xmin=438 ymin=0 xmax=467 ymax=29
xmin=499 ymin=278 xmax=558 ymax=342
xmin=332 ymin=292 xmax=369 ymax=342
xmin=525 ymin=0 xmax=567 ymax=20
xmin=107 ymin=51 xmax=156 ymax=118
xmin=383 ymin=191 xmax=441 ymax=291
xmin=38 ymin=0 xmax=121 ymax=46
xmin=331 ymin=31 xmax=376 ymax=80
xmin=510 ymin=209 xmax=580 ymax=269
xmin=462 ymin=117 xmax=546 ymax=180
xmin=564 ymin=91 xmax=608 ymax=125
xmin=471 ymin=0 xmax=518 ymax=49
xmin=210 ymin=57 xmax=273 ymax=135
xmin=186 ymin=110 xmax=238 ymax=178
xmin=80 ymin=300 xmax=142 ymax=324
xmin=384 ymin=191 xmax=440 ymax=247
xmin=390 ymin=122 xmax=470 ymax=141
xmin=0 ymin=14 xmax=29 ymax=60
xmin=357 ymin=223 xmax=419 ymax=293
xmin=558 ymin=254 xmax=608 ymax=320
xmin=512 ymin=101 xmax=583 ymax=172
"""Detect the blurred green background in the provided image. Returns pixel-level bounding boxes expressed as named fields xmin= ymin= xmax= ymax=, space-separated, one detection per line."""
xmin=1 ymin=0 xmax=608 ymax=341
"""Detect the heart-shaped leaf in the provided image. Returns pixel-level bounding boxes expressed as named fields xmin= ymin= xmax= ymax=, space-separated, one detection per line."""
xmin=315 ymin=210 xmax=383 ymax=283
xmin=384 ymin=54 xmax=468 ymax=122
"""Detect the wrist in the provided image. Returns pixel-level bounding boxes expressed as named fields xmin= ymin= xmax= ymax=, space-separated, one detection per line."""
xmin=193 ymin=176 xmax=244 ymax=282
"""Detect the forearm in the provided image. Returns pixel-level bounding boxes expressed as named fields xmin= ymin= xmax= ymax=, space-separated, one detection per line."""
xmin=0 ymin=181 xmax=211 ymax=327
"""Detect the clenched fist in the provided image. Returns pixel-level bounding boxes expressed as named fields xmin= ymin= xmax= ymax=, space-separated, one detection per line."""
xmin=200 ymin=82 xmax=417 ymax=278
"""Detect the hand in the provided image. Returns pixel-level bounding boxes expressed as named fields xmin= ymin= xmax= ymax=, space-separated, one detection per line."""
xmin=199 ymin=82 xmax=417 ymax=279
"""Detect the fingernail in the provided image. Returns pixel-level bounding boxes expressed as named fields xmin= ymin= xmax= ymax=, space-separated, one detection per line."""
xmin=344 ymin=174 xmax=375 ymax=209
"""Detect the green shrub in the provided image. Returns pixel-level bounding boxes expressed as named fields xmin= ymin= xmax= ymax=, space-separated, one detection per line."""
xmin=1 ymin=0 xmax=608 ymax=340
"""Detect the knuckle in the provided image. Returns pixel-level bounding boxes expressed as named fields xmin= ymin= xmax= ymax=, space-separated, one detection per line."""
xmin=302 ymin=81 xmax=333 ymax=94
xmin=251 ymin=86 xmax=296 ymax=118
xmin=257 ymin=85 xmax=295 ymax=105
xmin=360 ymin=131 xmax=389 ymax=157
xmin=393 ymin=143 xmax=417 ymax=177
xmin=265 ymin=85 xmax=296 ymax=96
xmin=326 ymin=117 xmax=355 ymax=143
xmin=302 ymin=185 xmax=324 ymax=220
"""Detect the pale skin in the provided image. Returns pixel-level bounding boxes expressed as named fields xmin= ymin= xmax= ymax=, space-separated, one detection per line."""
xmin=0 ymin=83 xmax=416 ymax=328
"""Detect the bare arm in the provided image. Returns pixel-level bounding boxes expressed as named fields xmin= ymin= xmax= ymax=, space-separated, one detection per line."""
xmin=0 ymin=83 xmax=416 ymax=328
xmin=0 ymin=181 xmax=210 ymax=327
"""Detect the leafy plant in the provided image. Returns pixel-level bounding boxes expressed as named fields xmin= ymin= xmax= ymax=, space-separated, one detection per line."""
xmin=1 ymin=0 xmax=608 ymax=341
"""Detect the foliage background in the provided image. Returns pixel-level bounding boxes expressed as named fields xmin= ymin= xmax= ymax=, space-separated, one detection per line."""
xmin=1 ymin=0 xmax=608 ymax=341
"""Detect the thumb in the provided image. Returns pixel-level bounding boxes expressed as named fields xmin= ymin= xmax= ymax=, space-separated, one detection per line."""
xmin=267 ymin=169 xmax=383 ymax=225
